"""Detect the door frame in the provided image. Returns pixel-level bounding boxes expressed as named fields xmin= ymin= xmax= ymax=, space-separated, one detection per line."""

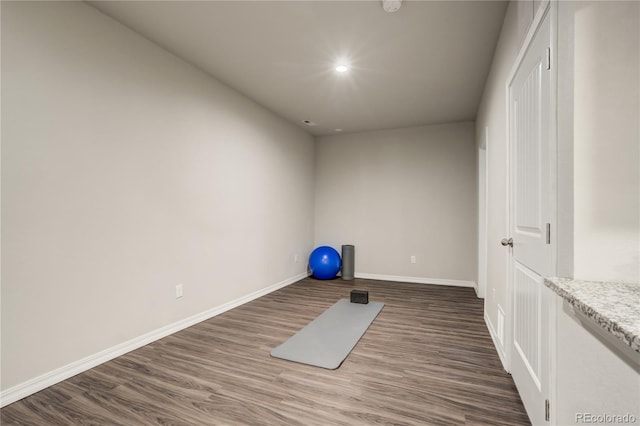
xmin=477 ymin=130 xmax=488 ymax=299
xmin=503 ymin=0 xmax=558 ymax=376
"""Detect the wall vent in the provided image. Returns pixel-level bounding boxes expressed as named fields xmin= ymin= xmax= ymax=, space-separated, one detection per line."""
xmin=497 ymin=306 xmax=505 ymax=345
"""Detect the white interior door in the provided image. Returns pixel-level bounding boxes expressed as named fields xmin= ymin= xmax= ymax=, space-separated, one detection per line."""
xmin=507 ymin=7 xmax=553 ymax=425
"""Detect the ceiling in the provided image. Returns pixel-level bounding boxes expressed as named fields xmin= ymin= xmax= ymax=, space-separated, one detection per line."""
xmin=89 ymin=1 xmax=508 ymax=136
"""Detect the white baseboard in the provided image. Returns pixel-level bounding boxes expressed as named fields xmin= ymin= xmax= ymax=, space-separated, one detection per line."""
xmin=0 ymin=271 xmax=308 ymax=408
xmin=484 ymin=310 xmax=509 ymax=371
xmin=354 ymin=273 xmax=475 ymax=288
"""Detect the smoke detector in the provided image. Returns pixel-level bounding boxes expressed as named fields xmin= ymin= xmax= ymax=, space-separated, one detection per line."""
xmin=382 ymin=0 xmax=402 ymax=13
xmin=302 ymin=119 xmax=318 ymax=126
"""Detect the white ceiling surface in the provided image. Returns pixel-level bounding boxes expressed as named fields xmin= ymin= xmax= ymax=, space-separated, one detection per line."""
xmin=89 ymin=1 xmax=508 ymax=136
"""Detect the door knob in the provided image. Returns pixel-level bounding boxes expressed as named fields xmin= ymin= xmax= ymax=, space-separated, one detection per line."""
xmin=501 ymin=238 xmax=513 ymax=247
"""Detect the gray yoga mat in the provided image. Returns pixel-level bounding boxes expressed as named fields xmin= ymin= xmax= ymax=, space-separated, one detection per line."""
xmin=270 ymin=299 xmax=384 ymax=369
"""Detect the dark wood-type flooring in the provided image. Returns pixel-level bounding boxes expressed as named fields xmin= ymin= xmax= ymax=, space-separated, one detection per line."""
xmin=1 ymin=278 xmax=530 ymax=425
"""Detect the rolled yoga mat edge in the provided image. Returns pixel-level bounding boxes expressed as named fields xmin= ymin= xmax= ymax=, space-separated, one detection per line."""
xmin=270 ymin=299 xmax=384 ymax=369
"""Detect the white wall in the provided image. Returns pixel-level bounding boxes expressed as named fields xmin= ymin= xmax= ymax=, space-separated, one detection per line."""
xmin=555 ymin=298 xmax=640 ymax=425
xmin=1 ymin=1 xmax=315 ymax=393
xmin=554 ymin=4 xmax=640 ymax=420
xmin=561 ymin=1 xmax=640 ymax=283
xmin=314 ymin=123 xmax=477 ymax=285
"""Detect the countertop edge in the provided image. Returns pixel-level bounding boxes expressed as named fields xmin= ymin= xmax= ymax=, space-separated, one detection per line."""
xmin=544 ymin=277 xmax=640 ymax=354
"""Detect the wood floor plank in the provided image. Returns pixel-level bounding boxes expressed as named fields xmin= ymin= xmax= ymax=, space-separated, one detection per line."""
xmin=1 ymin=278 xmax=530 ymax=425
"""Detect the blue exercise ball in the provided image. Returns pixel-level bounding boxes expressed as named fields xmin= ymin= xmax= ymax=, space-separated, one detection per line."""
xmin=309 ymin=246 xmax=341 ymax=280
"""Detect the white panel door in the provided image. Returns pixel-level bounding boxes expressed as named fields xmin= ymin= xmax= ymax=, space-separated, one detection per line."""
xmin=507 ymin=8 xmax=553 ymax=425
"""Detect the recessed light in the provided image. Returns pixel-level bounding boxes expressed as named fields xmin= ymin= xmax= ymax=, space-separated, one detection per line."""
xmin=335 ymin=64 xmax=349 ymax=73
xmin=335 ymin=129 xmax=343 ymax=132
xmin=382 ymin=0 xmax=402 ymax=13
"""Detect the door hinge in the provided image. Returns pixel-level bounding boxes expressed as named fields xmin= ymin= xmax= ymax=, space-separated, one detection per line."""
xmin=546 ymin=223 xmax=551 ymax=245
xmin=546 ymin=47 xmax=551 ymax=70
xmin=545 ymin=399 xmax=550 ymax=421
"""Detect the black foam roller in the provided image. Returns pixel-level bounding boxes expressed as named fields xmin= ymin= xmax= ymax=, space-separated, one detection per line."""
xmin=341 ymin=244 xmax=355 ymax=280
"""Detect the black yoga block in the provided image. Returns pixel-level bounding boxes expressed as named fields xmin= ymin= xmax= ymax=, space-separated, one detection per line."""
xmin=350 ymin=290 xmax=369 ymax=304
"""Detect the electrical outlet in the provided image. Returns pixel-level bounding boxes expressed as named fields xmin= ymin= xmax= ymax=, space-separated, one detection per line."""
xmin=176 ymin=284 xmax=183 ymax=299
xmin=492 ymin=287 xmax=496 ymax=301
xmin=294 ymin=254 xmax=299 ymax=263
xmin=410 ymin=255 xmax=416 ymax=264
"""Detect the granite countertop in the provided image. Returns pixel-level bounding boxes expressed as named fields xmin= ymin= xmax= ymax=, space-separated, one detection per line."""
xmin=544 ymin=277 xmax=640 ymax=353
